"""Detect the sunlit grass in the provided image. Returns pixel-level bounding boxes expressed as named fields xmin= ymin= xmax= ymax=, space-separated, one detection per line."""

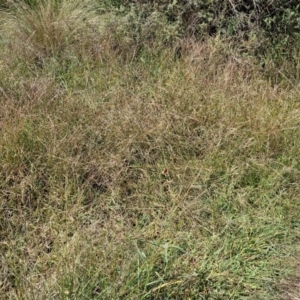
xmin=1 ymin=1 xmax=300 ymax=299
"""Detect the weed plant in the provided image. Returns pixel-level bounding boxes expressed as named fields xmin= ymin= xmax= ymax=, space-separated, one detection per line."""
xmin=1 ymin=1 xmax=300 ymax=299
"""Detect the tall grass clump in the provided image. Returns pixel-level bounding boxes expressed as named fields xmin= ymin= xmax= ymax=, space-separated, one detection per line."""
xmin=1 ymin=1 xmax=300 ymax=299
xmin=2 ymin=0 xmax=100 ymax=63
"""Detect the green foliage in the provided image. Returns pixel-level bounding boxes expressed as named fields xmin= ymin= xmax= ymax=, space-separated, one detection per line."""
xmin=99 ymin=0 xmax=300 ymax=56
xmin=109 ymin=0 xmax=300 ymax=35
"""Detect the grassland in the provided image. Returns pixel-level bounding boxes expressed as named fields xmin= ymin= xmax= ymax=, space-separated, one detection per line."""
xmin=1 ymin=1 xmax=300 ymax=299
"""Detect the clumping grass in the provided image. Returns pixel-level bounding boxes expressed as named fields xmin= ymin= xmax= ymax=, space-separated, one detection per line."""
xmin=1 ymin=1 xmax=300 ymax=299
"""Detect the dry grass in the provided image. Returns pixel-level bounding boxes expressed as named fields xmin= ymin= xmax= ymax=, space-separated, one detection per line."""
xmin=277 ymin=244 xmax=300 ymax=300
xmin=1 ymin=1 xmax=300 ymax=299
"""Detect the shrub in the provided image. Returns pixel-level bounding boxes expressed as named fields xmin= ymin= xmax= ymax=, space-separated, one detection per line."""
xmin=99 ymin=0 xmax=300 ymax=55
xmin=102 ymin=1 xmax=300 ymax=36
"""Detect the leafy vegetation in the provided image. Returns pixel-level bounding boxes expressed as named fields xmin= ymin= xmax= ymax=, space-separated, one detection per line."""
xmin=1 ymin=0 xmax=300 ymax=299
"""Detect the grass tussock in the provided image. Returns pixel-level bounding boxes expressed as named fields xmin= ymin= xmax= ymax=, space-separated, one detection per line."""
xmin=1 ymin=0 xmax=102 ymax=64
xmin=1 ymin=1 xmax=300 ymax=299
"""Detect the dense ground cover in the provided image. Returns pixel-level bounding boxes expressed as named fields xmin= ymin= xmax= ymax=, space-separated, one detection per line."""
xmin=1 ymin=1 xmax=300 ymax=299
